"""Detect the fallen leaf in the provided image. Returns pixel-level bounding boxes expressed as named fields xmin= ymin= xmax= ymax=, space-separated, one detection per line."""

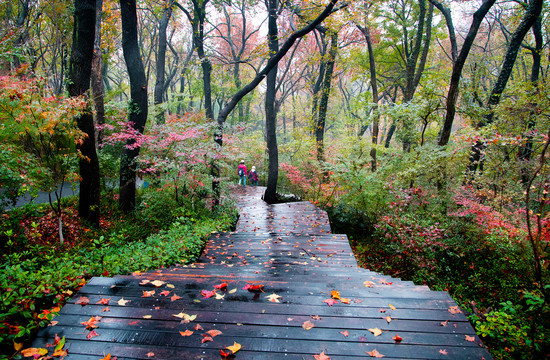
xmin=146 ymin=352 xmax=155 ymax=357
xmin=201 ymin=335 xmax=213 ymax=343
xmin=330 ymin=290 xmax=341 ymax=299
xmin=53 ymin=348 xmax=68 ymax=357
xmin=87 ymin=330 xmax=99 ymax=339
xmin=465 ymin=335 xmax=475 ymax=342
xmin=340 ymin=297 xmax=351 ymax=304
xmin=214 ymin=283 xmax=228 ymax=290
xmin=440 ymin=320 xmax=449 ymax=326
xmin=385 ymin=315 xmax=392 ymax=323
xmin=226 ymin=342 xmax=241 ymax=354
xmin=170 ymin=294 xmax=182 ymax=302
xmin=194 ymin=324 xmax=204 ymax=331
xmin=363 ymin=281 xmax=375 ymax=288
xmin=180 ymin=330 xmax=193 ymax=336
xmin=339 ymin=330 xmax=349 ymax=337
xmin=117 ymin=298 xmax=130 ymax=306
xmin=54 ymin=335 xmax=66 ymax=351
xmin=220 ymin=349 xmax=232 ymax=358
xmin=139 ymin=280 xmax=150 ymax=285
xmin=14 ymin=342 xmax=23 ymax=351
xmin=439 ymin=349 xmax=448 ymax=355
xmin=388 ymin=304 xmax=396 ymax=310
xmin=379 ymin=280 xmax=392 ymax=285
xmin=311 ymin=315 xmax=322 ymax=320
xmin=75 ymin=296 xmax=90 ymax=306
xmin=379 ymin=308 xmax=386 ymax=313
xmin=323 ymin=298 xmax=337 ymax=306
xmin=243 ymin=284 xmax=264 ymax=292
xmin=102 ymin=306 xmax=110 ymax=312
xmin=159 ymin=290 xmax=170 ymax=296
xmin=150 ymin=280 xmax=165 ymax=287
xmin=313 ymin=351 xmax=330 ymax=360
xmin=99 ymin=354 xmax=111 ymax=360
xmin=392 ymin=335 xmax=403 ymax=342
xmin=206 ymin=329 xmax=223 ymax=337
xmin=201 ymin=289 xmax=216 ymax=298
xmin=143 ymin=315 xmax=152 ymax=319
xmin=368 ymin=328 xmax=382 ymax=336
xmin=128 ymin=321 xmax=138 ymax=325
xmin=48 ymin=321 xmax=58 ymax=327
xmin=167 ymin=284 xmax=175 ymax=289
xmin=302 ymin=320 xmax=315 ymax=330
xmin=21 ymin=348 xmax=48 ymax=357
xmin=142 ymin=290 xmax=155 ymax=297
xmin=266 ymin=293 xmax=282 ymax=302
xmin=229 ymin=288 xmax=237 ymax=294
xmin=448 ymin=306 xmax=462 ymax=314
xmin=81 ymin=316 xmax=102 ymax=329
xmin=366 ymin=349 xmax=385 ymax=357
xmin=96 ymin=298 xmax=110 ymax=305
xmin=215 ymin=293 xmax=225 ymax=300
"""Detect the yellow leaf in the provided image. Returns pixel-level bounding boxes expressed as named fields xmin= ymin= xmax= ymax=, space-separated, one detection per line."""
xmin=226 ymin=342 xmax=241 ymax=354
xmin=364 ymin=281 xmax=375 ymax=288
xmin=302 ymin=320 xmax=315 ymax=330
xmin=215 ymin=293 xmax=225 ymax=300
xmin=166 ymin=284 xmax=175 ymax=289
xmin=14 ymin=342 xmax=23 ymax=351
xmin=143 ymin=315 xmax=152 ymax=319
xmin=229 ymin=288 xmax=237 ymax=294
xmin=368 ymin=328 xmax=382 ymax=336
xmin=389 ymin=304 xmax=396 ymax=310
xmin=117 ymin=298 xmax=130 ymax=306
xmin=330 ymin=290 xmax=341 ymax=299
xmin=150 ymin=280 xmax=165 ymax=287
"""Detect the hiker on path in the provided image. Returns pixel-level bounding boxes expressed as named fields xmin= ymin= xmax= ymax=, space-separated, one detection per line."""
xmin=248 ymin=166 xmax=258 ymax=186
xmin=237 ymin=160 xmax=247 ymax=186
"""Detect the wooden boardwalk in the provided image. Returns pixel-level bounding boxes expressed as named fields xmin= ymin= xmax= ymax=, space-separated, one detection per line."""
xmin=31 ymin=186 xmax=492 ymax=359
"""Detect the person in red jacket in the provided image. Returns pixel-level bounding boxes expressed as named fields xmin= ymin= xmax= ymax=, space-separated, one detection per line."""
xmin=237 ymin=160 xmax=247 ymax=186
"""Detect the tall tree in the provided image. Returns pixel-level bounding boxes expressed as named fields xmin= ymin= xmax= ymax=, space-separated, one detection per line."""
xmin=469 ymin=0 xmax=544 ymax=173
xmin=91 ymin=0 xmax=105 ymax=145
xmin=435 ymin=0 xmax=496 ymax=147
xmin=67 ymin=0 xmax=100 ymax=226
xmin=119 ymin=0 xmax=148 ymax=212
xmin=154 ymin=0 xmax=175 ymax=124
xmin=264 ymin=0 xmax=279 ymax=203
xmin=315 ymin=30 xmax=338 ymax=162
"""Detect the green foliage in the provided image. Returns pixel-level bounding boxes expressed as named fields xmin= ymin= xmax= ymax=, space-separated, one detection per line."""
xmin=0 ymin=196 xmax=237 ymax=353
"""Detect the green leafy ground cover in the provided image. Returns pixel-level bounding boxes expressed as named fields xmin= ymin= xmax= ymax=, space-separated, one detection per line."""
xmin=0 ymin=192 xmax=237 ymax=356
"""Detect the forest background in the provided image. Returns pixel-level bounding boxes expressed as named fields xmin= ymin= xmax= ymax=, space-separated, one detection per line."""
xmin=0 ymin=0 xmax=549 ymax=359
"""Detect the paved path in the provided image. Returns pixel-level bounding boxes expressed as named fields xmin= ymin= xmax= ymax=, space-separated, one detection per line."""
xmin=31 ymin=186 xmax=492 ymax=359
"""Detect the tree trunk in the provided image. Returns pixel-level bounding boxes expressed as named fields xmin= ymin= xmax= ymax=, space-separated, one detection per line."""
xmin=154 ymin=0 xmax=174 ymax=124
xmin=264 ymin=0 xmax=279 ymax=204
xmin=119 ymin=0 xmax=148 ymax=212
xmin=315 ymin=31 xmax=337 ymax=163
xmin=469 ymin=0 xmax=543 ymax=173
xmin=437 ymin=0 xmax=496 ymax=146
xmin=92 ymin=0 xmax=105 ymax=145
xmin=68 ymin=0 xmax=100 ymax=226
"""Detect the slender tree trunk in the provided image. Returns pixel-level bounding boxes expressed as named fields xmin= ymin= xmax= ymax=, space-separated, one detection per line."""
xmin=92 ymin=0 xmax=105 ymax=145
xmin=154 ymin=0 xmax=174 ymax=124
xmin=68 ymin=0 xmax=100 ymax=226
xmin=469 ymin=0 xmax=544 ymax=173
xmin=437 ymin=0 xmax=496 ymax=146
xmin=315 ymin=31 xmax=337 ymax=163
xmin=264 ymin=0 xmax=279 ymax=204
xmin=119 ymin=0 xmax=148 ymax=212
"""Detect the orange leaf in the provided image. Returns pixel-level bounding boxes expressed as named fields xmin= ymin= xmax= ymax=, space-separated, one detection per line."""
xmin=366 ymin=349 xmax=385 ymax=357
xmin=206 ymin=329 xmax=222 ymax=337
xmin=440 ymin=320 xmax=449 ymax=326
xmin=302 ymin=320 xmax=315 ymax=330
xmin=340 ymin=297 xmax=351 ymax=304
xmin=159 ymin=290 xmax=170 ymax=296
xmin=102 ymin=306 xmax=110 ymax=312
xmin=146 ymin=352 xmax=155 ymax=357
xmin=339 ymin=330 xmax=349 ymax=337
xmin=311 ymin=315 xmax=322 ymax=320
xmin=313 ymin=351 xmax=331 ymax=360
xmin=385 ymin=315 xmax=392 ymax=323
xmin=448 ymin=306 xmax=462 ymax=314
xmin=330 ymin=290 xmax=341 ymax=299
xmin=142 ymin=290 xmax=155 ymax=298
xmin=81 ymin=316 xmax=102 ymax=330
xmin=194 ymin=324 xmax=204 ymax=331
xmin=96 ymin=298 xmax=110 ymax=305
xmin=363 ymin=281 xmax=374 ymax=288
xmin=368 ymin=328 xmax=382 ymax=336
xmin=170 ymin=294 xmax=182 ymax=302
xmin=179 ymin=330 xmax=193 ymax=336
xmin=99 ymin=354 xmax=111 ymax=360
xmin=439 ymin=349 xmax=448 ymax=355
xmin=201 ymin=335 xmax=213 ymax=343
xmin=392 ymin=335 xmax=403 ymax=342
xmin=20 ymin=348 xmax=48 ymax=357
xmin=465 ymin=335 xmax=475 ymax=342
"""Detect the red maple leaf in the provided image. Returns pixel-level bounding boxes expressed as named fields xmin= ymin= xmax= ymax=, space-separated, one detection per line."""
xmin=214 ymin=283 xmax=228 ymax=290
xmin=242 ymin=283 xmax=264 ymax=292
xmin=96 ymin=298 xmax=110 ymax=305
xmin=323 ymin=298 xmax=337 ymax=306
xmin=86 ymin=330 xmax=99 ymax=339
xmin=201 ymin=290 xmax=216 ymax=298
